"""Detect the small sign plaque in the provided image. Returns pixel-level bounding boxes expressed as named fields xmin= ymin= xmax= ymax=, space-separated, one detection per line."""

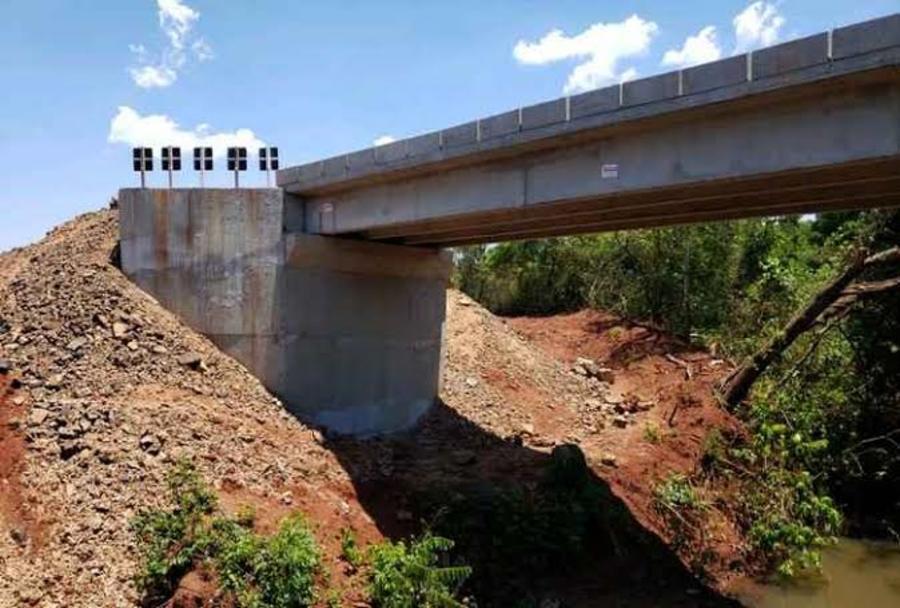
xmin=601 ymin=163 xmax=619 ymax=179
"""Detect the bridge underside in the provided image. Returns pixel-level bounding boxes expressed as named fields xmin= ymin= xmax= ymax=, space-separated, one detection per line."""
xmin=355 ymin=157 xmax=900 ymax=246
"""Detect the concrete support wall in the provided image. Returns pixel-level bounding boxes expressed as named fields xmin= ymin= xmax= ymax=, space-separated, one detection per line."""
xmin=119 ymin=188 xmax=450 ymax=435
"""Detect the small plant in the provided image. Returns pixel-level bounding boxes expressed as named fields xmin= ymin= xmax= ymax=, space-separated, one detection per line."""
xmin=368 ymin=533 xmax=471 ymax=608
xmin=700 ymin=429 xmax=727 ymax=471
xmin=340 ymin=527 xmax=364 ymax=570
xmin=654 ymin=473 xmax=703 ymax=512
xmin=643 ymin=423 xmax=661 ymax=444
xmin=235 ymin=504 xmax=257 ymax=528
xmin=131 ymin=459 xmax=218 ymax=600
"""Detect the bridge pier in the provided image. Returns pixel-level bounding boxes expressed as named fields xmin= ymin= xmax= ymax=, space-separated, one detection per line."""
xmin=118 ymin=188 xmax=450 ymax=435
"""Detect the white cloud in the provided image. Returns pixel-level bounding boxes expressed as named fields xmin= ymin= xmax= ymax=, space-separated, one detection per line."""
xmin=733 ymin=2 xmax=785 ymax=52
xmin=129 ymin=0 xmax=212 ymax=89
xmin=513 ymin=15 xmax=659 ymax=94
xmin=130 ymin=65 xmax=178 ymax=88
xmin=373 ymin=135 xmax=397 ymax=146
xmin=662 ymin=25 xmax=722 ymax=68
xmin=107 ymin=106 xmax=264 ymax=158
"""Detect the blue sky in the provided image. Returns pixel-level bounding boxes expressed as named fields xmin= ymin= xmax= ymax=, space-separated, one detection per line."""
xmin=1 ymin=0 xmax=897 ymax=251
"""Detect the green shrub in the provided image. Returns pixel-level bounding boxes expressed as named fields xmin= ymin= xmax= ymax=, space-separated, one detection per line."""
xmin=368 ymin=533 xmax=471 ymax=608
xmin=131 ymin=460 xmax=217 ymax=600
xmin=414 ymin=445 xmax=630 ymax=606
xmin=132 ymin=462 xmax=322 ymax=607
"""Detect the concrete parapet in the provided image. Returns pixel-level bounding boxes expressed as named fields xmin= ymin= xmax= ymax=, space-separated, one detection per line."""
xmin=682 ymin=55 xmax=747 ymax=95
xmin=622 ymin=72 xmax=680 ymax=106
xmin=479 ymin=110 xmax=520 ymax=140
xmin=569 ymin=85 xmax=620 ymax=119
xmin=752 ymin=33 xmax=829 ymax=79
xmin=119 ymin=188 xmax=450 ymax=435
xmin=521 ymin=99 xmax=567 ymax=130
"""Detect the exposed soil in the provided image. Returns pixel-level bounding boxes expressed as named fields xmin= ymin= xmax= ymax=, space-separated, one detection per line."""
xmin=505 ymin=311 xmax=749 ymax=579
xmin=0 ymin=208 xmax=750 ymax=607
xmin=0 ymin=372 xmax=47 ymax=554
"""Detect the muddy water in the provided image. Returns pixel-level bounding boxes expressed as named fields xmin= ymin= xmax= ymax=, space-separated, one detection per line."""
xmin=738 ymin=539 xmax=900 ymax=608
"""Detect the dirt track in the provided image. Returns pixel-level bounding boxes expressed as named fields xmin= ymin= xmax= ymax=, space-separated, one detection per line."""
xmin=0 ymin=208 xmax=748 ymax=607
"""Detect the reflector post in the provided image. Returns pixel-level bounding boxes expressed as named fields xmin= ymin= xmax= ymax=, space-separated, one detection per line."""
xmin=132 ymin=147 xmax=153 ymax=188
xmin=162 ymin=146 xmax=181 ymax=188
xmin=193 ymin=147 xmax=213 ymax=187
xmin=227 ymin=147 xmax=247 ymax=188
xmin=259 ymin=146 xmax=280 ymax=187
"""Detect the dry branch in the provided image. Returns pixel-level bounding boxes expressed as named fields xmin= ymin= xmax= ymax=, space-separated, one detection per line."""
xmin=720 ymin=246 xmax=900 ymax=407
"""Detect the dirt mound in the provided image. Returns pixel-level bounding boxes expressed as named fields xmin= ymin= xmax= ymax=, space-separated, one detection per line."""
xmin=0 ymin=208 xmax=747 ymax=607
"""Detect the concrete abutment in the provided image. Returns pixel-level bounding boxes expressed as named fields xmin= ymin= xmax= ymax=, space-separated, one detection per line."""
xmin=118 ymin=188 xmax=450 ymax=435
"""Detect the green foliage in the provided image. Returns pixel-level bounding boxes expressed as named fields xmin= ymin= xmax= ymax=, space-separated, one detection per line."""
xmin=341 ymin=527 xmax=364 ymax=569
xmin=730 ymin=379 xmax=843 ymax=577
xmin=132 ymin=462 xmax=322 ymax=607
xmin=416 ymin=445 xmax=630 ymax=606
xmin=654 ymin=474 xmax=703 ymax=512
xmin=131 ymin=459 xmax=218 ymax=600
xmin=368 ymin=533 xmax=471 ymax=608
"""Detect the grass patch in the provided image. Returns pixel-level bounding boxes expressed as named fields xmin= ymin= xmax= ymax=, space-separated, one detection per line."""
xmin=643 ymin=423 xmax=661 ymax=444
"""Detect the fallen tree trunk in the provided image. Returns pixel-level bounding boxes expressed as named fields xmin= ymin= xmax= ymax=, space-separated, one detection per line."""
xmin=720 ymin=246 xmax=900 ymax=407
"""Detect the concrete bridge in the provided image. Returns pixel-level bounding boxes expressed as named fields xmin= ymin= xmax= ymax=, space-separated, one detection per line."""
xmin=120 ymin=14 xmax=900 ymax=435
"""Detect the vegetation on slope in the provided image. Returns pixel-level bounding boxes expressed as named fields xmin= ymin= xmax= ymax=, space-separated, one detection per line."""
xmin=455 ymin=210 xmax=900 ymax=576
xmin=133 ymin=461 xmax=472 ymax=608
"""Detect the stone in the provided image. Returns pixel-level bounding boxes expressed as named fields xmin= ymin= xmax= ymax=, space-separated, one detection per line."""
xmin=151 ymin=344 xmax=168 ymax=355
xmin=9 ymin=526 xmax=27 ymax=547
xmin=111 ymin=322 xmax=129 ymax=338
xmin=465 ymin=377 xmax=479 ymax=388
xmin=600 ymin=454 xmax=618 ymax=467
xmin=613 ymin=415 xmax=628 ymax=428
xmin=177 ymin=352 xmax=204 ymax=370
xmin=595 ymin=367 xmax=615 ymax=383
xmin=66 ymin=337 xmax=87 ymax=352
xmin=572 ymin=357 xmax=598 ymax=376
xmin=28 ymin=408 xmax=50 ymax=426
xmin=451 ymin=449 xmax=477 ymax=466
xmin=139 ymin=433 xmax=162 ymax=455
xmin=45 ymin=374 xmax=64 ymax=389
xmin=58 ymin=439 xmax=84 ymax=460
xmin=0 ymin=359 xmax=10 ymax=374
xmin=519 ymin=422 xmax=535 ymax=436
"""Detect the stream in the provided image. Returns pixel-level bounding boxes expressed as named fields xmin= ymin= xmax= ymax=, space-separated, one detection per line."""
xmin=736 ymin=538 xmax=900 ymax=608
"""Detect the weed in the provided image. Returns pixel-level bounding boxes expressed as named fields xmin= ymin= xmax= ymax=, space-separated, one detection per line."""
xmin=368 ymin=533 xmax=471 ymax=608
xmin=235 ymin=504 xmax=257 ymax=528
xmin=654 ymin=473 xmax=703 ymax=512
xmin=700 ymin=429 xmax=727 ymax=471
xmin=340 ymin=528 xmax=364 ymax=570
xmin=643 ymin=423 xmax=661 ymax=444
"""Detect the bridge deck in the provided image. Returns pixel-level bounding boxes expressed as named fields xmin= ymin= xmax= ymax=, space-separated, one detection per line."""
xmin=278 ymin=14 xmax=900 ymax=246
